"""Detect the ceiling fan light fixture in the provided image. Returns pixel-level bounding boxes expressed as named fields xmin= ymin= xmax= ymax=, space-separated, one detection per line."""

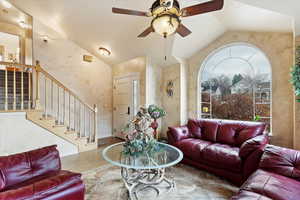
xmin=1 ymin=0 xmax=12 ymax=9
xmin=151 ymin=14 xmax=180 ymax=38
xmin=99 ymin=47 xmax=111 ymax=56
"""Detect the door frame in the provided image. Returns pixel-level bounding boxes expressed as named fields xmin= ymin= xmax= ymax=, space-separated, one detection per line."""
xmin=112 ymin=73 xmax=140 ymax=139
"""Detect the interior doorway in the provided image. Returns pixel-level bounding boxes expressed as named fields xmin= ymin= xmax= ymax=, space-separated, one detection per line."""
xmin=113 ymin=74 xmax=139 ymax=139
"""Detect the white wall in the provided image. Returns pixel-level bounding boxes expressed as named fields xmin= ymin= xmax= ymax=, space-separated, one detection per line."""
xmin=0 ymin=112 xmax=78 ymax=157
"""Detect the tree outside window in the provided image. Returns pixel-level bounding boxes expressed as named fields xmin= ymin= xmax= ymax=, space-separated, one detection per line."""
xmin=198 ymin=43 xmax=272 ymax=131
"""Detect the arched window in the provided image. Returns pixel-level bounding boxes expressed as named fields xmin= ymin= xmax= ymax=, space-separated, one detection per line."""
xmin=198 ymin=43 xmax=272 ymax=130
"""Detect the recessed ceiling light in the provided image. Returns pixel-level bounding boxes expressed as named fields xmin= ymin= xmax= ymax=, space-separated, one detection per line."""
xmin=1 ymin=0 xmax=12 ymax=9
xmin=99 ymin=47 xmax=111 ymax=56
xmin=41 ymin=35 xmax=49 ymax=43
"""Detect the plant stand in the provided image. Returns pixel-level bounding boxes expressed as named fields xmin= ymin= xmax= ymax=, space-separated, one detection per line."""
xmin=121 ymin=167 xmax=175 ymax=200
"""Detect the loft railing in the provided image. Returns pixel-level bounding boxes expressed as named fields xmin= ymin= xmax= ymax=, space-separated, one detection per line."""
xmin=0 ymin=61 xmax=97 ymax=143
xmin=0 ymin=61 xmax=34 ymax=111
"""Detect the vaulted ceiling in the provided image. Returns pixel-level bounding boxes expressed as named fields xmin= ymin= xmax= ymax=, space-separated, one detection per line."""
xmin=9 ymin=0 xmax=295 ymax=66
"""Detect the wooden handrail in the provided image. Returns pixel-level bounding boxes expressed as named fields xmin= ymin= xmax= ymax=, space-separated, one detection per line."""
xmin=36 ymin=62 xmax=95 ymax=112
xmin=0 ymin=61 xmax=35 ymax=69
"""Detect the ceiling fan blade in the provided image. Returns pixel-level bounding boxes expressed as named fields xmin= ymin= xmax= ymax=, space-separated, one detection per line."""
xmin=138 ymin=27 xmax=154 ymax=38
xmin=112 ymin=7 xmax=149 ymax=17
xmin=176 ymin=24 xmax=192 ymax=37
xmin=181 ymin=0 xmax=224 ymax=17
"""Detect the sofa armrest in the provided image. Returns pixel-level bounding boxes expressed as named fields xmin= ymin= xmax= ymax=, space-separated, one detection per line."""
xmin=239 ymin=135 xmax=269 ymax=180
xmin=239 ymin=135 xmax=269 ymax=159
xmin=167 ymin=126 xmax=190 ymax=145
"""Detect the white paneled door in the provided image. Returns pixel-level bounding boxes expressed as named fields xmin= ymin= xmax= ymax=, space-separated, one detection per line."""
xmin=113 ymin=74 xmax=139 ymax=139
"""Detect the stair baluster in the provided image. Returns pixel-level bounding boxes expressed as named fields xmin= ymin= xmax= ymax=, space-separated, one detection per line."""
xmin=0 ymin=61 xmax=98 ymax=150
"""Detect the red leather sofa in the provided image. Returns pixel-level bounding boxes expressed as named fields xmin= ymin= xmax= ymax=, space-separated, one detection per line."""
xmin=167 ymin=119 xmax=269 ymax=185
xmin=0 ymin=145 xmax=85 ymax=200
xmin=231 ymin=145 xmax=300 ymax=200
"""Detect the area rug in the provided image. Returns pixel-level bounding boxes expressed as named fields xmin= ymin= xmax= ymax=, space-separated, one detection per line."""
xmin=82 ymin=164 xmax=239 ymax=200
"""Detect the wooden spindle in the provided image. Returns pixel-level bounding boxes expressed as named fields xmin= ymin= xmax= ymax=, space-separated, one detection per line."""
xmin=74 ymin=97 xmax=76 ymax=132
xmin=79 ymin=103 xmax=81 ymax=137
xmin=57 ymin=86 xmax=60 ymax=124
xmin=44 ymin=77 xmax=47 ymax=118
xmin=28 ymin=70 xmax=31 ymax=109
xmin=89 ymin=111 xmax=92 ymax=143
xmin=13 ymin=68 xmax=16 ymax=110
xmin=35 ymin=61 xmax=42 ymax=110
xmin=69 ymin=93 xmax=71 ymax=130
xmin=21 ymin=68 xmax=24 ymax=110
xmin=63 ymin=89 xmax=65 ymax=124
xmin=83 ymin=106 xmax=86 ymax=137
xmin=51 ymin=80 xmax=53 ymax=115
xmin=94 ymin=104 xmax=98 ymax=143
xmin=4 ymin=68 xmax=8 ymax=110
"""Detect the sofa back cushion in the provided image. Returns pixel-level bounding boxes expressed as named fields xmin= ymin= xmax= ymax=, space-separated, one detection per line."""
xmin=187 ymin=119 xmax=202 ymax=138
xmin=259 ymin=145 xmax=300 ymax=181
xmin=187 ymin=119 xmax=219 ymax=141
xmin=0 ymin=145 xmax=61 ymax=191
xmin=216 ymin=120 xmax=266 ymax=146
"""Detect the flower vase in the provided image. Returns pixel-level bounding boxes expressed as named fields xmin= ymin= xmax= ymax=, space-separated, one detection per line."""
xmin=150 ymin=119 xmax=159 ymax=140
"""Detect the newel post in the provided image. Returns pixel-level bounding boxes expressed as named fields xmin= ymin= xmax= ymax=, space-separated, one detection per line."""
xmin=34 ymin=60 xmax=42 ymax=110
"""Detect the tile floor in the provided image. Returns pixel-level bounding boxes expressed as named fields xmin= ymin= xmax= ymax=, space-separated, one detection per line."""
xmin=61 ymin=139 xmax=122 ymax=173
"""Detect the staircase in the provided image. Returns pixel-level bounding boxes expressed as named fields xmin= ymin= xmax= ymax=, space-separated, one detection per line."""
xmin=0 ymin=61 xmax=98 ymax=152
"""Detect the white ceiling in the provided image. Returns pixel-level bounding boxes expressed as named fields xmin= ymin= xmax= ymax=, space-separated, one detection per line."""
xmin=8 ymin=0 xmax=294 ymax=66
xmin=236 ymin=0 xmax=300 ymax=35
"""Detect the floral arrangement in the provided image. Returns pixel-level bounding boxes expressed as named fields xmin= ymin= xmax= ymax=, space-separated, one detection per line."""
xmin=123 ymin=106 xmax=161 ymax=157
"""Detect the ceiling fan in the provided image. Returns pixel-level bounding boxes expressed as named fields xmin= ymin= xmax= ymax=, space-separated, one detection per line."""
xmin=112 ymin=0 xmax=224 ymax=38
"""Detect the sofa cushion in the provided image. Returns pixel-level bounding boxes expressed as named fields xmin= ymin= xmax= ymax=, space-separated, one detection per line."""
xmin=201 ymin=143 xmax=242 ymax=172
xmin=168 ymin=126 xmax=191 ymax=143
xmin=235 ymin=122 xmax=266 ymax=146
xmin=231 ymin=191 xmax=272 ymax=200
xmin=216 ymin=120 xmax=266 ymax=146
xmin=198 ymin=119 xmax=220 ymax=142
xmin=217 ymin=120 xmax=241 ymax=145
xmin=175 ymin=138 xmax=212 ymax=161
xmin=259 ymin=145 xmax=300 ymax=181
xmin=0 ymin=170 xmax=81 ymax=200
xmin=239 ymin=169 xmax=300 ymax=200
xmin=187 ymin=119 xmax=202 ymax=138
xmin=0 ymin=145 xmax=60 ymax=191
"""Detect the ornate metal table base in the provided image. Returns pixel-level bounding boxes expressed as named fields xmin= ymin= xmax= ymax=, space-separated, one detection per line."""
xmin=121 ymin=167 xmax=175 ymax=200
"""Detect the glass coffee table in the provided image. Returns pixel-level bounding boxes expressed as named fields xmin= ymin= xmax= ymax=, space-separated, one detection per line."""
xmin=102 ymin=142 xmax=183 ymax=200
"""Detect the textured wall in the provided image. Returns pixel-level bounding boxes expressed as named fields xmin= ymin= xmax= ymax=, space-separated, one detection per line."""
xmin=294 ymin=36 xmax=300 ymax=150
xmin=161 ymin=63 xmax=181 ymax=138
xmin=0 ymin=112 xmax=78 ymax=157
xmin=188 ymin=31 xmax=294 ymax=148
xmin=33 ymin=20 xmax=112 ymax=138
xmin=113 ymin=57 xmax=147 ymax=106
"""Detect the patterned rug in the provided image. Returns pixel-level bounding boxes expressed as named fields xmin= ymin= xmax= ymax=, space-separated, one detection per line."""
xmin=82 ymin=164 xmax=239 ymax=200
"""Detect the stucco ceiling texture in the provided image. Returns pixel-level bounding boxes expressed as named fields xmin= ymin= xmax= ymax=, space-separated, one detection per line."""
xmin=10 ymin=0 xmax=294 ymax=66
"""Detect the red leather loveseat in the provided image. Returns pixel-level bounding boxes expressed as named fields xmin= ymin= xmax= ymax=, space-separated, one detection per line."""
xmin=232 ymin=145 xmax=300 ymax=200
xmin=167 ymin=119 xmax=269 ymax=185
xmin=0 ymin=145 xmax=84 ymax=200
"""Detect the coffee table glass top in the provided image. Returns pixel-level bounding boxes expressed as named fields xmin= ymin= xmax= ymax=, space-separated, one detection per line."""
xmin=102 ymin=142 xmax=183 ymax=170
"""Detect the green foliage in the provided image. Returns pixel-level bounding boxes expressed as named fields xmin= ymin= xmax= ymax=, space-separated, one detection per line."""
xmin=254 ymin=115 xmax=261 ymax=121
xmin=232 ymin=74 xmax=243 ymax=86
xmin=148 ymin=104 xmax=166 ymax=119
xmin=122 ymin=137 xmax=161 ymax=157
xmin=291 ymin=46 xmax=300 ymax=102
